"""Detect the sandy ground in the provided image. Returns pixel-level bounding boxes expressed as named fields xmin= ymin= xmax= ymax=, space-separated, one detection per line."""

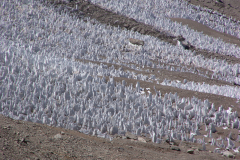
xmin=1 ymin=0 xmax=240 ymax=159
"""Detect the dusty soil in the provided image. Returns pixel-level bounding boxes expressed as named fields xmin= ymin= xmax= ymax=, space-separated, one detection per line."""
xmin=170 ymin=18 xmax=240 ymax=48
xmin=1 ymin=0 xmax=240 ymax=159
xmin=1 ymin=114 xmax=239 ymax=159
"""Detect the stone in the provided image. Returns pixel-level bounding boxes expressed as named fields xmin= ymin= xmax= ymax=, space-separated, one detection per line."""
xmin=171 ymin=146 xmax=181 ymax=151
xmin=138 ymin=137 xmax=147 ymax=143
xmin=165 ymin=139 xmax=170 ymax=144
xmin=214 ymin=148 xmax=221 ymax=153
xmin=174 ymin=35 xmax=191 ymax=50
xmin=126 ymin=133 xmax=138 ymax=140
xmin=116 ymin=135 xmax=122 ymax=139
xmin=117 ymin=147 xmax=124 ymax=152
xmin=18 ymin=137 xmax=30 ymax=145
xmin=54 ymin=134 xmax=62 ymax=139
xmin=129 ymin=38 xmax=144 ymax=46
xmin=176 ymin=35 xmax=185 ymax=41
xmin=187 ymin=149 xmax=194 ymax=154
xmin=222 ymin=151 xmax=234 ymax=158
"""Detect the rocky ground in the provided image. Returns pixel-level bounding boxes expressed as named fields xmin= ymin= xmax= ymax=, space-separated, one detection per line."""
xmin=0 ymin=114 xmax=238 ymax=159
xmin=1 ymin=0 xmax=240 ymax=159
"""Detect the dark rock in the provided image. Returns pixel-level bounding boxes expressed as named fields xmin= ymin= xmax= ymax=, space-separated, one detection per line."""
xmin=187 ymin=149 xmax=194 ymax=154
xmin=171 ymin=146 xmax=181 ymax=151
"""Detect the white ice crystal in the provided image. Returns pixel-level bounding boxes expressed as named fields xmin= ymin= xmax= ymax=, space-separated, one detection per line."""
xmin=0 ymin=0 xmax=239 ymax=152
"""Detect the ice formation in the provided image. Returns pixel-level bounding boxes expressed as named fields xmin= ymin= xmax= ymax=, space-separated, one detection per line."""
xmin=161 ymin=79 xmax=240 ymax=99
xmin=0 ymin=0 xmax=239 ymax=153
xmin=90 ymin=0 xmax=240 ymax=57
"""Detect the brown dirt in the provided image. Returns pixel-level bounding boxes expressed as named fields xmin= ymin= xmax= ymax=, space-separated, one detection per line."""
xmin=1 ymin=0 xmax=240 ymax=159
xmin=170 ymin=18 xmax=240 ymax=48
xmin=1 ymin=114 xmax=239 ymax=159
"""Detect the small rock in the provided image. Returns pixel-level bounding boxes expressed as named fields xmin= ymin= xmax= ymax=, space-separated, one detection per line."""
xmin=54 ymin=134 xmax=62 ymax=139
xmin=117 ymin=147 xmax=124 ymax=152
xmin=165 ymin=139 xmax=170 ymax=144
xmin=116 ymin=135 xmax=122 ymax=139
xmin=176 ymin=35 xmax=185 ymax=41
xmin=214 ymin=148 xmax=221 ymax=153
xmin=223 ymin=151 xmax=234 ymax=158
xmin=3 ymin=126 xmax=11 ymax=130
xmin=124 ymin=24 xmax=129 ymax=28
xmin=60 ymin=131 xmax=65 ymax=135
xmin=138 ymin=137 xmax=147 ymax=143
xmin=187 ymin=149 xmax=194 ymax=154
xmin=126 ymin=133 xmax=138 ymax=140
xmin=216 ymin=0 xmax=223 ymax=3
xmin=171 ymin=147 xmax=181 ymax=151
xmin=129 ymin=38 xmax=144 ymax=46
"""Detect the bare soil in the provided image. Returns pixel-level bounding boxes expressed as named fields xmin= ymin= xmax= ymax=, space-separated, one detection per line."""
xmin=1 ymin=114 xmax=238 ymax=159
xmin=1 ymin=0 xmax=240 ymax=159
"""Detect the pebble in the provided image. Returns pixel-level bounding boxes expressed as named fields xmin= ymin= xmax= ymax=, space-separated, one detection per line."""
xmin=126 ymin=133 xmax=138 ymax=140
xmin=222 ymin=151 xmax=234 ymax=158
xmin=129 ymin=38 xmax=144 ymax=46
xmin=171 ymin=146 xmax=181 ymax=151
xmin=138 ymin=137 xmax=147 ymax=143
xmin=54 ymin=134 xmax=62 ymax=139
xmin=187 ymin=149 xmax=194 ymax=154
xmin=117 ymin=147 xmax=124 ymax=152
